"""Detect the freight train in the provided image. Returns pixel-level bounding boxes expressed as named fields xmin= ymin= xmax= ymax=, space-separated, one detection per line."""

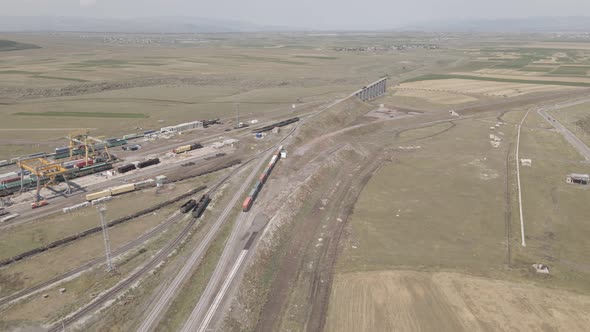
xmin=52 ymin=139 xmax=127 ymax=160
xmin=0 ymin=162 xmax=113 ymax=198
xmin=252 ymin=117 xmax=300 ymax=134
xmin=173 ymin=143 xmax=203 ymax=154
xmin=179 ymin=194 xmax=211 ymax=217
xmin=242 ymin=146 xmax=283 ymax=212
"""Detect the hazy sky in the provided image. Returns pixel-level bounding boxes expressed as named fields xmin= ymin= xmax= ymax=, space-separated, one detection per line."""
xmin=1 ymin=0 xmax=589 ymax=29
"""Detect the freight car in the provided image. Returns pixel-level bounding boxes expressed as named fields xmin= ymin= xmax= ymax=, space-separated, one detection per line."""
xmin=86 ymin=189 xmax=111 ymax=201
xmin=192 ymin=194 xmax=211 ymax=218
xmin=173 ymin=143 xmax=203 ymax=154
xmin=123 ymin=133 xmax=144 ymax=140
xmin=180 ymin=199 xmax=197 ymax=213
xmin=252 ymin=117 xmax=300 ymax=134
xmin=106 ymin=139 xmax=127 ymax=148
xmin=0 ymin=177 xmax=20 ymax=185
xmin=69 ymin=162 xmax=112 ymax=179
xmin=110 ymin=183 xmax=136 ymax=196
xmin=54 ymin=148 xmax=85 ymax=160
xmin=75 ymin=159 xmax=94 ymax=168
xmin=117 ymin=164 xmax=136 ymax=173
xmin=137 ymin=158 xmax=160 ymax=169
xmin=242 ymin=147 xmax=283 ymax=212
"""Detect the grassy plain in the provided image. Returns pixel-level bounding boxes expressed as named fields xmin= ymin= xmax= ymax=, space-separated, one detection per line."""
xmin=0 ymin=32 xmax=431 ymax=160
xmin=326 ymin=270 xmax=590 ymax=332
xmin=328 ymin=109 xmax=590 ymax=331
xmin=548 ymin=102 xmax=590 ymax=147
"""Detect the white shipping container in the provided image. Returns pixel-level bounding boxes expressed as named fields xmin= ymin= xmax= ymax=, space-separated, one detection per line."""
xmin=1 ymin=214 xmax=19 ymax=223
xmin=91 ymin=196 xmax=112 ymax=205
xmin=134 ymin=179 xmax=155 ymax=189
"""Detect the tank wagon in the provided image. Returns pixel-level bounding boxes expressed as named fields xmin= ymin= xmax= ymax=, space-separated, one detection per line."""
xmin=173 ymin=143 xmax=203 ymax=154
xmin=117 ymin=164 xmax=136 ymax=174
xmin=242 ymin=146 xmax=283 ymax=212
xmin=192 ymin=194 xmax=211 ymax=218
xmin=137 ymin=158 xmax=160 ymax=169
xmin=180 ymin=199 xmax=197 ymax=213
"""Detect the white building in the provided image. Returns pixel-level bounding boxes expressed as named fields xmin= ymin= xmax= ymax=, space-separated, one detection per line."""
xmin=160 ymin=120 xmax=203 ymax=134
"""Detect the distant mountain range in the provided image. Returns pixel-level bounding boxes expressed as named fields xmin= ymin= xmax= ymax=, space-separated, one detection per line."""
xmin=1 ymin=16 xmax=590 ymax=33
xmin=405 ymin=16 xmax=590 ymax=33
xmin=0 ymin=16 xmax=290 ymax=33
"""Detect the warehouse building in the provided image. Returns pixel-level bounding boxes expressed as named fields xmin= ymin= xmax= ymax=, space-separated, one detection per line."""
xmin=160 ymin=120 xmax=203 ymax=134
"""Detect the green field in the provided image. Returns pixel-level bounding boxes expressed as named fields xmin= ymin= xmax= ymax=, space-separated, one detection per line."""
xmin=550 ymin=65 xmax=590 ymax=75
xmin=0 ymin=39 xmax=40 ymax=52
xmin=13 ymin=111 xmax=148 ymax=118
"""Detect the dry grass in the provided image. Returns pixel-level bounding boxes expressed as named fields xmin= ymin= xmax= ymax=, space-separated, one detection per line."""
xmin=398 ymin=78 xmax=580 ymax=98
xmin=326 ymin=270 xmax=590 ymax=332
xmin=394 ymin=88 xmax=477 ymax=104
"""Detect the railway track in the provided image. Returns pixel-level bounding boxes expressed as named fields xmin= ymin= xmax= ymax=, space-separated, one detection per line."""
xmin=45 ymin=112 xmax=309 ymax=331
xmin=0 ymin=211 xmax=186 ymax=308
xmin=47 ymin=213 xmax=200 ymax=332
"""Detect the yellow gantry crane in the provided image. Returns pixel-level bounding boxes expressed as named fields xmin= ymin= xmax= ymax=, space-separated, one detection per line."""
xmin=66 ymin=131 xmax=113 ymax=164
xmin=17 ymin=157 xmax=71 ymax=205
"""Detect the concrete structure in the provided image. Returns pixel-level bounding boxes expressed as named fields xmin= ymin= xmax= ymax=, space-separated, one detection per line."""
xmin=155 ymin=175 xmax=167 ymax=187
xmin=520 ymin=159 xmax=532 ymax=167
xmin=354 ymin=78 xmax=387 ymax=101
xmin=160 ymin=120 xmax=203 ymax=135
xmin=566 ymin=173 xmax=589 ymax=185
xmin=532 ymin=263 xmax=550 ymax=274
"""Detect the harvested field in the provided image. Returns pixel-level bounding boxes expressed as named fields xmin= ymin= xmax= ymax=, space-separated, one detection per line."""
xmin=398 ymin=78 xmax=581 ymax=97
xmin=393 ymin=88 xmax=477 ymax=104
xmin=326 ymin=270 xmax=590 ymax=332
xmin=449 ymin=72 xmax=590 ymax=84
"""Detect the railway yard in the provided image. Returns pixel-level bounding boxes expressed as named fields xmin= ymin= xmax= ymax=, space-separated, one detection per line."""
xmin=1 ymin=31 xmax=590 ymax=332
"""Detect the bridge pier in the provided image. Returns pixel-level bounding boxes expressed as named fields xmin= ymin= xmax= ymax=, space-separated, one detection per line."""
xmin=354 ymin=78 xmax=387 ymax=101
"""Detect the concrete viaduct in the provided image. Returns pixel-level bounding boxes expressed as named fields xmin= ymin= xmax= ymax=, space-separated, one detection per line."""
xmin=354 ymin=77 xmax=387 ymax=101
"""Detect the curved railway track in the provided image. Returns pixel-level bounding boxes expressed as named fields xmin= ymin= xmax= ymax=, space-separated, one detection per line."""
xmin=45 ymin=112 xmax=308 ymax=331
xmin=0 ymin=211 xmax=185 ymax=308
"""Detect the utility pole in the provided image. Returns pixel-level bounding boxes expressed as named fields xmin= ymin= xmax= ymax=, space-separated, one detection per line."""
xmin=235 ymin=103 xmax=240 ymax=127
xmin=97 ymin=205 xmax=115 ymax=272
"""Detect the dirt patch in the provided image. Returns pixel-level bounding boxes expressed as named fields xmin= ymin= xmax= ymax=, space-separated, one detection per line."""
xmin=326 ymin=270 xmax=590 ymax=332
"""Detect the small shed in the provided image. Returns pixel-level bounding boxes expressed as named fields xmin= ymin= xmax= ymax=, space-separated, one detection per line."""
xmin=566 ymin=173 xmax=589 ymax=185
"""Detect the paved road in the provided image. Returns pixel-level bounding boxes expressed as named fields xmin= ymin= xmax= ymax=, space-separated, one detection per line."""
xmin=537 ymin=97 xmax=590 ymax=161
